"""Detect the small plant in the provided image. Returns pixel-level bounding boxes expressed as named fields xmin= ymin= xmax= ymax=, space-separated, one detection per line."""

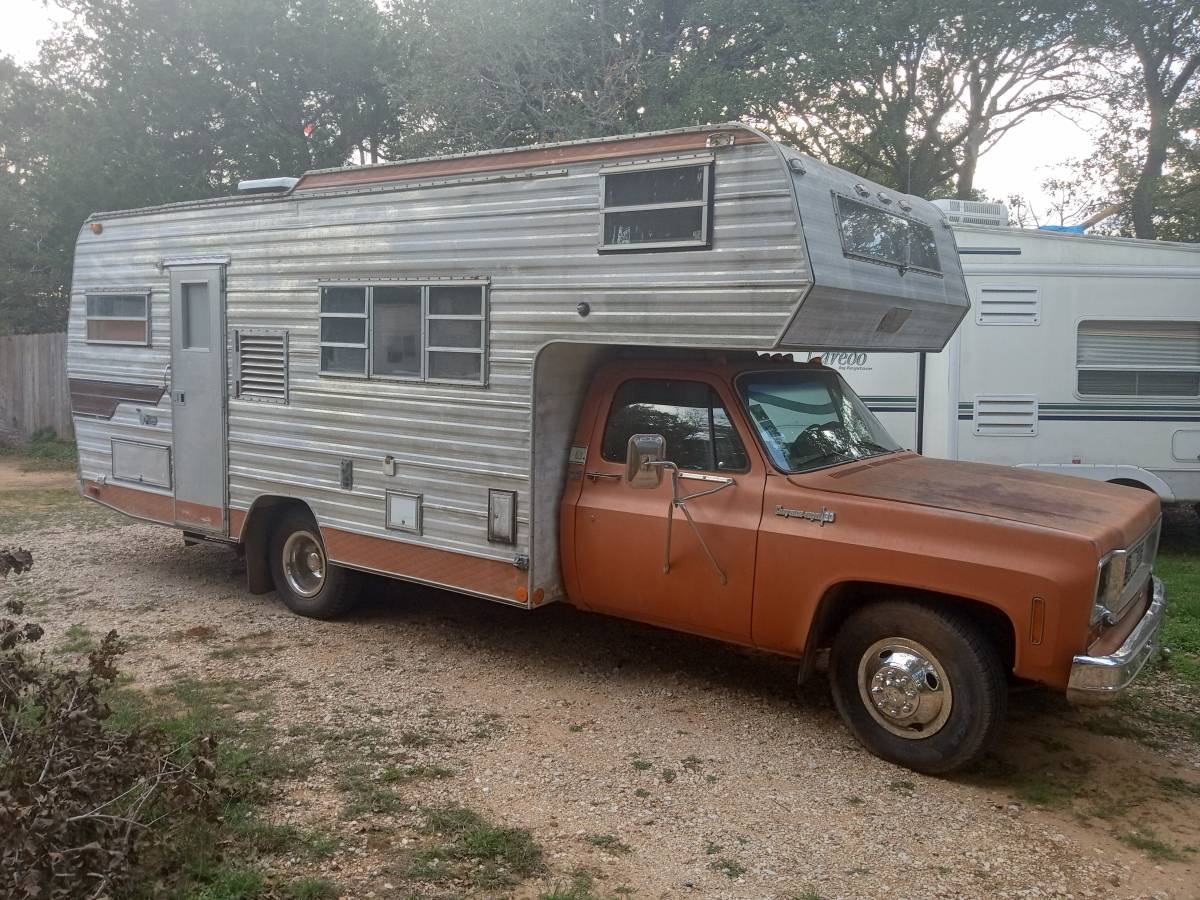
xmin=709 ymin=857 xmax=746 ymax=879
xmin=633 ymin=788 xmax=650 ymax=798
xmin=703 ymin=840 xmax=723 ymax=855
xmin=585 ymin=833 xmax=631 ymax=854
xmin=1118 ymin=829 xmax=1189 ymax=862
xmin=569 ymin=723 xmax=585 ymax=733
xmin=285 ymin=876 xmax=341 ymax=899
xmin=56 ymin=622 xmax=95 ymax=654
xmin=681 ymin=754 xmax=703 ymax=770
xmin=407 ymin=804 xmax=543 ymax=888
xmin=845 ymin=795 xmax=865 ymax=806
xmin=540 ymin=870 xmax=599 ymax=900
xmin=661 ymin=768 xmax=676 ymax=783
xmin=631 ymin=758 xmax=651 ymax=771
xmin=888 ymin=779 xmax=915 ymax=794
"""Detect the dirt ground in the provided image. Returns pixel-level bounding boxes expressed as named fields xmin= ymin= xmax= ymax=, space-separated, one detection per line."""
xmin=2 ymin=475 xmax=1199 ymax=899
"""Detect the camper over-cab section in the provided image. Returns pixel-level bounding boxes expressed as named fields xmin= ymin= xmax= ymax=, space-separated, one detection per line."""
xmin=69 ymin=124 xmax=1165 ymax=774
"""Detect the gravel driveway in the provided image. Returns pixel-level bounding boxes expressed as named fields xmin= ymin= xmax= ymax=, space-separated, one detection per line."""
xmin=2 ymin=482 xmax=1198 ymax=899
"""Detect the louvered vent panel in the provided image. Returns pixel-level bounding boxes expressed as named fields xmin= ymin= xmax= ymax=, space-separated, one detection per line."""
xmin=973 ymin=395 xmax=1038 ymax=436
xmin=977 ymin=285 xmax=1041 ymax=325
xmin=237 ymin=330 xmax=288 ymax=404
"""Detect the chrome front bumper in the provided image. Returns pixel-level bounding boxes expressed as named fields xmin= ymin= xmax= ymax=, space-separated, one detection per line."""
xmin=1067 ymin=576 xmax=1166 ymax=704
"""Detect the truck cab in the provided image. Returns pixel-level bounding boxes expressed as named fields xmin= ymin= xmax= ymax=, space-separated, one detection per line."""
xmin=560 ymin=352 xmax=1165 ymax=772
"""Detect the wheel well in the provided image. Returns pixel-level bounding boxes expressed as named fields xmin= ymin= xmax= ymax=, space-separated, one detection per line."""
xmin=239 ymin=497 xmax=316 ymax=594
xmin=801 ymin=582 xmax=1016 ymax=682
xmin=1109 ymin=478 xmax=1154 ymax=492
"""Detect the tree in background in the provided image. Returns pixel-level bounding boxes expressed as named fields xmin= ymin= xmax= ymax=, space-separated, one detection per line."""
xmin=660 ymin=0 xmax=1094 ymax=198
xmin=1075 ymin=0 xmax=1200 ymax=239
xmin=1 ymin=0 xmax=397 ymax=334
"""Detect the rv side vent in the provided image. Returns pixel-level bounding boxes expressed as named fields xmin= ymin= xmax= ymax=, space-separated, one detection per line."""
xmin=974 ymin=395 xmax=1038 ymax=436
xmin=236 ymin=330 xmax=289 ymax=404
xmin=977 ymin=285 xmax=1041 ymax=325
xmin=932 ymin=198 xmax=1010 ymax=227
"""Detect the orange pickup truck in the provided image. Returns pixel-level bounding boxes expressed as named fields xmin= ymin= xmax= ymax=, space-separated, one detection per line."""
xmin=556 ymin=353 xmax=1165 ymax=772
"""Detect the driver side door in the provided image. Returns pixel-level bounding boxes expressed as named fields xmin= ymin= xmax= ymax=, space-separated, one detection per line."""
xmin=571 ymin=373 xmax=766 ymax=644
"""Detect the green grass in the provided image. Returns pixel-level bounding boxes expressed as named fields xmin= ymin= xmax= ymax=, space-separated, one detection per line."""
xmin=539 ymin=871 xmax=599 ymax=900
xmin=584 ymin=833 xmax=632 ymax=854
xmin=0 ymin=428 xmax=77 ymax=470
xmin=1117 ymin=828 xmax=1190 ymax=862
xmin=0 ymin=487 xmax=124 ymax=532
xmin=709 ymin=857 xmax=746 ymax=879
xmin=283 ymin=878 xmax=340 ymax=900
xmin=1155 ymin=552 xmax=1200 ymax=685
xmin=57 ymin=623 xmax=95 ymax=654
xmin=405 ymin=804 xmax=543 ymax=888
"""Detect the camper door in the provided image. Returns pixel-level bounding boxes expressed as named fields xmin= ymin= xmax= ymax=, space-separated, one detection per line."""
xmin=168 ymin=264 xmax=227 ymax=533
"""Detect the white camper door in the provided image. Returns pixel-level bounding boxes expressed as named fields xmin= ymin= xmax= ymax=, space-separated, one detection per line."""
xmin=169 ymin=265 xmax=227 ymax=534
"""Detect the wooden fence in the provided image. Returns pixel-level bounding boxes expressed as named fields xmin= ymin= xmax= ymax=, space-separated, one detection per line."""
xmin=0 ymin=332 xmax=73 ymax=442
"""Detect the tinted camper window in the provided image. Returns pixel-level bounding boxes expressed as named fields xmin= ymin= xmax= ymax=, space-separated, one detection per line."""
xmin=600 ymin=163 xmax=712 ymax=251
xmin=834 ymin=195 xmax=941 ymax=275
xmin=85 ymin=293 xmax=150 ymax=345
xmin=1077 ymin=320 xmax=1200 ymax=398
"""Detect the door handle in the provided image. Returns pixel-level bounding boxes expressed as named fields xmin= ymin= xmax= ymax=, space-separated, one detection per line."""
xmin=585 ymin=471 xmax=621 ymax=481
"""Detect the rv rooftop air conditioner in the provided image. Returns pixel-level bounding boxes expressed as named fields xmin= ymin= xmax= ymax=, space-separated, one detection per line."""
xmin=237 ymin=177 xmax=298 ymax=195
xmin=932 ymin=199 xmax=1009 ymax=228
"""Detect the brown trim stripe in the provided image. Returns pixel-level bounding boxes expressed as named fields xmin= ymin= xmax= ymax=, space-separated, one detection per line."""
xmin=82 ymin=479 xmax=173 ymax=525
xmin=70 ymin=378 xmax=165 ymax=419
xmin=295 ymin=130 xmax=764 ymax=192
xmin=322 ymin=527 xmax=529 ymax=604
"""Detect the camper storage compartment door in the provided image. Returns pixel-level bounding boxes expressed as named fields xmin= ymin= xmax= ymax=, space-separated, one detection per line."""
xmin=111 ymin=439 xmax=172 ymax=489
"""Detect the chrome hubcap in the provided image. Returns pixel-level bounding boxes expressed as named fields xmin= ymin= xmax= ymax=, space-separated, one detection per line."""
xmin=857 ymin=638 xmax=952 ymax=739
xmin=282 ymin=530 xmax=325 ymax=598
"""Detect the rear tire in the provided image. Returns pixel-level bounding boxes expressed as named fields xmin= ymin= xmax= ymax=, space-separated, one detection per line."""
xmin=829 ymin=600 xmax=1006 ymax=774
xmin=268 ymin=510 xmax=361 ymax=619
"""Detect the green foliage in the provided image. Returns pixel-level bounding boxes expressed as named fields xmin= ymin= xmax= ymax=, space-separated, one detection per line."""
xmin=406 ymin=804 xmax=544 ymax=887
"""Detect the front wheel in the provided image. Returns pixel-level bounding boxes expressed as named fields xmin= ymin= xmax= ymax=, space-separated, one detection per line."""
xmin=268 ymin=511 xmax=361 ymax=619
xmin=829 ymin=601 xmax=1007 ymax=774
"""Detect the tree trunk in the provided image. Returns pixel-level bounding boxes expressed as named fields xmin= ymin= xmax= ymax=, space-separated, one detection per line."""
xmin=1132 ymin=100 xmax=1170 ymax=239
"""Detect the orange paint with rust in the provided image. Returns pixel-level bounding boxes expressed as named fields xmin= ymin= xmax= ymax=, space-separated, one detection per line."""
xmin=559 ymin=357 xmax=1161 ymax=691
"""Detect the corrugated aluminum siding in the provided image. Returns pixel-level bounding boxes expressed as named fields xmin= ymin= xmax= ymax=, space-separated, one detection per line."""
xmin=68 ymin=141 xmax=810 ymax=584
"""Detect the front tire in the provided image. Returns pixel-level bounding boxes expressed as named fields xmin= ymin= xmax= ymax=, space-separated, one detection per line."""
xmin=268 ymin=511 xmax=361 ymax=619
xmin=829 ymin=601 xmax=1007 ymax=774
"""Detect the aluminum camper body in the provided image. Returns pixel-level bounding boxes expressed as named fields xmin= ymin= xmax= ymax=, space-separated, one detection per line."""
xmin=67 ymin=123 xmax=968 ymax=609
xmin=819 ymin=224 xmax=1200 ymax=502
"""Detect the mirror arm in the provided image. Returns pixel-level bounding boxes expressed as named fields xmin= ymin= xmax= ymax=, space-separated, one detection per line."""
xmin=650 ymin=461 xmax=733 ymax=585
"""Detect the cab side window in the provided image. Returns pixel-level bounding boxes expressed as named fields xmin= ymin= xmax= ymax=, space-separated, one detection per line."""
xmin=601 ymin=378 xmax=749 ymax=472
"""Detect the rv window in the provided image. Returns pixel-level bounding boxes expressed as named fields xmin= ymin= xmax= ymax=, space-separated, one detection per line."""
xmin=600 ymin=378 xmax=749 ymax=472
xmin=599 ymin=163 xmax=712 ymax=251
xmin=1077 ymin=320 xmax=1200 ymax=398
xmin=834 ymin=195 xmax=941 ymax=275
xmin=85 ymin=293 xmax=150 ymax=345
xmin=319 ymin=286 xmax=368 ymax=374
xmin=319 ymin=282 xmax=487 ymax=384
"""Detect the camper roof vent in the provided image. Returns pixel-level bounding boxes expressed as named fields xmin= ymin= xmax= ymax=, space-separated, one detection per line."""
xmin=932 ymin=198 xmax=1009 ymax=227
xmin=237 ymin=177 xmax=298 ymax=195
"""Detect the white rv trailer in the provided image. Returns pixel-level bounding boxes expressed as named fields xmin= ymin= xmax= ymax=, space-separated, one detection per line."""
xmin=816 ymin=217 xmax=1200 ymax=502
xmin=67 ymin=123 xmax=968 ymax=611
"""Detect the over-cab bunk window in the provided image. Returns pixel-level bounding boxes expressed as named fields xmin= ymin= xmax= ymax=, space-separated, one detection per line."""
xmin=834 ymin=194 xmax=942 ymax=276
xmin=599 ymin=161 xmax=713 ymax=251
xmin=85 ymin=292 xmax=151 ymax=345
xmin=318 ymin=281 xmax=488 ymax=385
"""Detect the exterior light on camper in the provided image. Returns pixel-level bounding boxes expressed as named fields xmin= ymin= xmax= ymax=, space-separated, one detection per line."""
xmin=876 ymin=192 xmax=893 ymax=204
xmin=90 ymin=222 xmax=103 ymax=234
xmin=854 ymin=183 xmax=870 ymax=197
xmin=488 ymin=489 xmax=517 ymax=544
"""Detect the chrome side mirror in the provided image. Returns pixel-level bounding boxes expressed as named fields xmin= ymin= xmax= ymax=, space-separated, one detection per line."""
xmin=625 ymin=433 xmax=666 ymax=489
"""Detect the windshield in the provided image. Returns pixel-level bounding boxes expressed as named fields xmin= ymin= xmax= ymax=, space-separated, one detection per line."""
xmin=737 ymin=369 xmax=902 ymax=473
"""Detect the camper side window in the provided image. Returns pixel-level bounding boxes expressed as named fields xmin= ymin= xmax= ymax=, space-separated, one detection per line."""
xmin=1077 ymin=320 xmax=1200 ymax=398
xmin=599 ymin=163 xmax=712 ymax=251
xmin=319 ymin=282 xmax=488 ymax=385
xmin=85 ymin=293 xmax=150 ymax=345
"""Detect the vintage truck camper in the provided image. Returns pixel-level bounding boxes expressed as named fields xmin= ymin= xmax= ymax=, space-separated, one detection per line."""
xmin=68 ymin=124 xmax=1164 ymax=772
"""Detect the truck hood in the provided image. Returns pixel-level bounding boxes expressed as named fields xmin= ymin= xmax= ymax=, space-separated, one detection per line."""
xmin=793 ymin=453 xmax=1160 ymax=549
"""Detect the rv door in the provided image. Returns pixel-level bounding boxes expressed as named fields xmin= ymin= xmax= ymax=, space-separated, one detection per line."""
xmin=168 ymin=265 xmax=227 ymax=534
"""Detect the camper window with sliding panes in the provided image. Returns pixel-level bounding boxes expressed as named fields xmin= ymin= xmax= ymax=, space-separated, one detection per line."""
xmin=599 ymin=161 xmax=713 ymax=251
xmin=318 ymin=282 xmax=487 ymax=385
xmin=85 ymin=292 xmax=151 ymax=345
